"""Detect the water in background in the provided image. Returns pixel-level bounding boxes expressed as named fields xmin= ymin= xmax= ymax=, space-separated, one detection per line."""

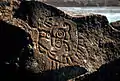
xmin=57 ymin=7 xmax=120 ymax=23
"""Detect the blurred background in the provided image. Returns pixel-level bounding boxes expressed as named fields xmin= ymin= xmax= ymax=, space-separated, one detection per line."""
xmin=36 ymin=0 xmax=120 ymax=23
xmin=39 ymin=0 xmax=120 ymax=7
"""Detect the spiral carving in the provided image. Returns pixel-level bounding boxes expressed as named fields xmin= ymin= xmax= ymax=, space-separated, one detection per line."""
xmin=38 ymin=17 xmax=78 ymax=65
xmin=49 ymin=20 xmax=78 ymax=64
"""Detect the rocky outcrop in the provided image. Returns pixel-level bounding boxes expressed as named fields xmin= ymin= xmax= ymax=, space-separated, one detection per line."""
xmin=72 ymin=15 xmax=120 ymax=72
xmin=76 ymin=58 xmax=120 ymax=81
xmin=110 ymin=20 xmax=120 ymax=31
xmin=1 ymin=1 xmax=120 ymax=81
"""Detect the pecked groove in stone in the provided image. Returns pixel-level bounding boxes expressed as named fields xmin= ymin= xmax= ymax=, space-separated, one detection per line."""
xmin=1 ymin=0 xmax=120 ymax=81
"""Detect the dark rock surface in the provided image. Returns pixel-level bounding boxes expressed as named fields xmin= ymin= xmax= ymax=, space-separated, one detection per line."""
xmin=72 ymin=15 xmax=120 ymax=71
xmin=1 ymin=0 xmax=120 ymax=81
xmin=76 ymin=58 xmax=120 ymax=81
xmin=110 ymin=20 xmax=120 ymax=31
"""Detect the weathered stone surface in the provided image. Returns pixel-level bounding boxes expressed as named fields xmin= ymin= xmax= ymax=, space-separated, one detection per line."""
xmin=14 ymin=1 xmax=79 ymax=72
xmin=1 ymin=0 xmax=120 ymax=81
xmin=110 ymin=20 xmax=120 ymax=31
xmin=76 ymin=58 xmax=120 ymax=81
xmin=72 ymin=15 xmax=120 ymax=72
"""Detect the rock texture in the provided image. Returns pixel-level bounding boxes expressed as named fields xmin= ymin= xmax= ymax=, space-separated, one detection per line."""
xmin=72 ymin=15 xmax=120 ymax=72
xmin=76 ymin=58 xmax=120 ymax=81
xmin=0 ymin=1 xmax=120 ymax=81
xmin=110 ymin=20 xmax=120 ymax=31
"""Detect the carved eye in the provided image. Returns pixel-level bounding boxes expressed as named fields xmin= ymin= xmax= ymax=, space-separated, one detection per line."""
xmin=47 ymin=33 xmax=50 ymax=38
xmin=56 ymin=29 xmax=65 ymax=39
xmin=40 ymin=31 xmax=47 ymax=37
xmin=63 ymin=22 xmax=70 ymax=31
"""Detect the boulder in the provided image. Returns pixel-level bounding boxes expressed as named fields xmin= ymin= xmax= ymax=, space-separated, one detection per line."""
xmin=1 ymin=1 xmax=120 ymax=81
xmin=110 ymin=20 xmax=120 ymax=31
xmin=76 ymin=58 xmax=120 ymax=81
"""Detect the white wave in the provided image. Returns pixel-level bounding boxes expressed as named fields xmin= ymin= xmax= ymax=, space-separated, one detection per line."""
xmin=57 ymin=7 xmax=120 ymax=22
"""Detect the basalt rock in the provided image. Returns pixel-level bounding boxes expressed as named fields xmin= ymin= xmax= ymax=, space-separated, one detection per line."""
xmin=0 ymin=1 xmax=120 ymax=81
xmin=76 ymin=58 xmax=120 ymax=81
xmin=110 ymin=20 xmax=120 ymax=31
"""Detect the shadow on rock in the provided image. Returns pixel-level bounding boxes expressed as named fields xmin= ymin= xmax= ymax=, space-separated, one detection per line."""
xmin=0 ymin=21 xmax=33 ymax=81
xmin=0 ymin=21 xmax=87 ymax=81
xmin=77 ymin=58 xmax=120 ymax=81
xmin=21 ymin=65 xmax=87 ymax=81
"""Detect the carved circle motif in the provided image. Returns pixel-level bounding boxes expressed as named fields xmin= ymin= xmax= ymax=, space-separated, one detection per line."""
xmin=48 ymin=20 xmax=78 ymax=63
xmin=38 ymin=17 xmax=78 ymax=64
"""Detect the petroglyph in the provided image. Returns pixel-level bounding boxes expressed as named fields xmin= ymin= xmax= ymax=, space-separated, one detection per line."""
xmin=38 ymin=17 xmax=78 ymax=66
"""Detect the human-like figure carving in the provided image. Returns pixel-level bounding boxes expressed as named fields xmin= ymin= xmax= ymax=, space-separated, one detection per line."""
xmin=38 ymin=17 xmax=78 ymax=65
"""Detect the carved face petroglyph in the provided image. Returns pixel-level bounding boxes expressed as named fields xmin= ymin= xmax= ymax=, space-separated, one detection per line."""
xmin=38 ymin=17 xmax=78 ymax=64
